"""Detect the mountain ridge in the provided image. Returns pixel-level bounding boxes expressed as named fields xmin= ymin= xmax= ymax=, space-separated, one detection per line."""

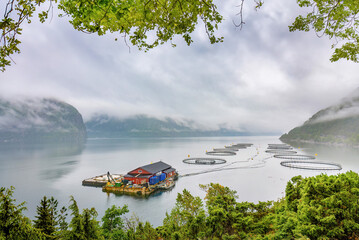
xmin=280 ymin=89 xmax=359 ymax=146
xmin=0 ymin=97 xmax=86 ymax=143
xmin=85 ymin=114 xmax=272 ymax=138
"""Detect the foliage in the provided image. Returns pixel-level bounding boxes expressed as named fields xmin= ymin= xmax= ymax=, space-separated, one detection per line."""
xmin=3 ymin=171 xmax=359 ymax=239
xmin=0 ymin=0 xmax=223 ymax=71
xmin=2 ymin=0 xmax=359 ymax=72
xmin=34 ymin=196 xmax=57 ymax=238
xmin=58 ymin=0 xmax=223 ymax=49
xmin=101 ymin=204 xmax=128 ymax=239
xmin=0 ymin=186 xmax=43 ymax=239
xmin=67 ymin=196 xmax=101 ymax=240
xmin=0 ymin=0 xmax=57 ymax=71
xmin=290 ymin=0 xmax=359 ymax=62
xmin=159 ymin=189 xmax=206 ymax=239
xmin=275 ymin=171 xmax=359 ymax=239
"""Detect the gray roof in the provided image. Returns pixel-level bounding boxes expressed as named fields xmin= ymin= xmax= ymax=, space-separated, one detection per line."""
xmin=163 ymin=168 xmax=176 ymax=174
xmin=139 ymin=161 xmax=172 ymax=174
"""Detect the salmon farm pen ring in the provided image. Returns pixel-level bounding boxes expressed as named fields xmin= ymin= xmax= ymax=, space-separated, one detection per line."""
xmin=274 ymin=154 xmax=316 ymax=160
xmin=214 ymin=148 xmax=238 ymax=152
xmin=233 ymin=143 xmax=253 ymax=147
xmin=267 ymin=146 xmax=293 ymax=150
xmin=265 ymin=150 xmax=297 ymax=154
xmin=225 ymin=146 xmax=246 ymax=150
xmin=206 ymin=151 xmax=237 ymax=156
xmin=280 ymin=161 xmax=342 ymax=170
xmin=183 ymin=158 xmax=227 ymax=165
xmin=268 ymin=144 xmax=289 ymax=147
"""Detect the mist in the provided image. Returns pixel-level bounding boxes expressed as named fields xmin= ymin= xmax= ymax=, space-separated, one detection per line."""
xmin=0 ymin=0 xmax=359 ymax=133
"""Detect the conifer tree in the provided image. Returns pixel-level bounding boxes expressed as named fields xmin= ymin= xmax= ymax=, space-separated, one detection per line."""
xmin=0 ymin=186 xmax=43 ymax=239
xmin=34 ymin=196 xmax=56 ymax=238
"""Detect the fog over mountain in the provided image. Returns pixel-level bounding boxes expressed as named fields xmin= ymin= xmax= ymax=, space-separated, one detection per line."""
xmin=85 ymin=114 xmax=272 ymax=137
xmin=281 ymin=89 xmax=359 ymax=145
xmin=1 ymin=0 xmax=359 ymax=133
xmin=0 ymin=97 xmax=86 ymax=143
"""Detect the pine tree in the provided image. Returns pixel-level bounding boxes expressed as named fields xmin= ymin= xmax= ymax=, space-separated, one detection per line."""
xmin=33 ymin=196 xmax=56 ymax=239
xmin=0 ymin=186 xmax=43 ymax=239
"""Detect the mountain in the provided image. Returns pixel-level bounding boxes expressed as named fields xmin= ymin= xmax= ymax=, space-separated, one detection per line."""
xmin=280 ymin=89 xmax=359 ymax=145
xmin=0 ymin=97 xmax=86 ymax=143
xmin=85 ymin=114 xmax=252 ymax=138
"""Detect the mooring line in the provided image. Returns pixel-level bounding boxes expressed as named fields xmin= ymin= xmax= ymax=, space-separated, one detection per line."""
xmin=179 ymin=147 xmax=272 ymax=178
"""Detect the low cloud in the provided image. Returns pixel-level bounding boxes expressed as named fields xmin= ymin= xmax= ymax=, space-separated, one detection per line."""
xmin=0 ymin=0 xmax=358 ymax=133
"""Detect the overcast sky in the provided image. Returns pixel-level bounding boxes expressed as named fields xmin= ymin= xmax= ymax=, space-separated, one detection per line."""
xmin=0 ymin=0 xmax=358 ymax=133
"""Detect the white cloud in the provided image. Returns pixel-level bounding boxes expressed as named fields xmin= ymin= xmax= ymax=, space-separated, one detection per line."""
xmin=0 ymin=0 xmax=358 ymax=133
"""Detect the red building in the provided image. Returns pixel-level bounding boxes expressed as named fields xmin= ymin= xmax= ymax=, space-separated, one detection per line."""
xmin=124 ymin=161 xmax=176 ymax=185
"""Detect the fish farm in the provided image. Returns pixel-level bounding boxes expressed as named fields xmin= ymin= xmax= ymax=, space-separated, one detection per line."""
xmin=83 ymin=141 xmax=343 ymax=198
xmin=266 ymin=143 xmax=342 ymax=171
xmin=265 ymin=149 xmax=297 ymax=154
xmin=206 ymin=150 xmax=236 ymax=156
xmin=183 ymin=158 xmax=227 ymax=165
xmin=274 ymin=154 xmax=316 ymax=160
xmin=280 ymin=161 xmax=342 ymax=170
xmin=83 ymin=161 xmax=178 ymax=197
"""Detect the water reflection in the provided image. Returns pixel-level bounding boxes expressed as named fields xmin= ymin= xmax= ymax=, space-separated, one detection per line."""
xmin=1 ymin=136 xmax=358 ymax=227
xmin=0 ymin=141 xmax=84 ymax=182
xmin=283 ymin=140 xmax=359 ymax=172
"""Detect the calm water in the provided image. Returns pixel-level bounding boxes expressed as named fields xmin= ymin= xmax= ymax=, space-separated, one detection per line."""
xmin=0 ymin=136 xmax=358 ymax=226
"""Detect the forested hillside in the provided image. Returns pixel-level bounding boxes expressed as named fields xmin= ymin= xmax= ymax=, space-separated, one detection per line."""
xmin=85 ymin=114 xmax=248 ymax=138
xmin=281 ymin=89 xmax=359 ymax=145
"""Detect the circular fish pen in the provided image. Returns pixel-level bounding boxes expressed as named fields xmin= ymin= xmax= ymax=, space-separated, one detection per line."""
xmin=265 ymin=150 xmax=297 ymax=154
xmin=268 ymin=144 xmax=288 ymax=147
xmin=267 ymin=145 xmax=293 ymax=150
xmin=183 ymin=158 xmax=227 ymax=165
xmin=214 ymin=148 xmax=238 ymax=152
xmin=206 ymin=151 xmax=236 ymax=156
xmin=274 ymin=154 xmax=316 ymax=160
xmin=233 ymin=143 xmax=253 ymax=148
xmin=280 ymin=161 xmax=342 ymax=171
xmin=225 ymin=146 xmax=247 ymax=150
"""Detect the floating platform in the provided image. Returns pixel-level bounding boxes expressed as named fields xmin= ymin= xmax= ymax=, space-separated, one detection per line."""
xmin=102 ymin=178 xmax=176 ymax=197
xmin=82 ymin=173 xmax=123 ymax=187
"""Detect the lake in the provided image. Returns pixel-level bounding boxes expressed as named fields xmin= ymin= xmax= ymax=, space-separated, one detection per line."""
xmin=1 ymin=136 xmax=358 ymax=227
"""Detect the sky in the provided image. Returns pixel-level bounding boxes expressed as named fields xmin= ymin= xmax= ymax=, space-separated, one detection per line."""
xmin=0 ymin=0 xmax=358 ymax=134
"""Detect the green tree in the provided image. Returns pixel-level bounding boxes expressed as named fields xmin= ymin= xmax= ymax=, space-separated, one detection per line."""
xmin=2 ymin=0 xmax=359 ymax=72
xmin=101 ymin=204 xmax=129 ymax=239
xmin=290 ymin=0 xmax=359 ymax=62
xmin=34 ymin=196 xmax=56 ymax=239
xmin=0 ymin=186 xmax=43 ymax=239
xmin=159 ymin=189 xmax=206 ymax=239
xmin=200 ymin=183 xmax=238 ymax=238
xmin=275 ymin=171 xmax=359 ymax=239
xmin=67 ymin=196 xmax=101 ymax=240
xmin=0 ymin=0 xmax=223 ymax=71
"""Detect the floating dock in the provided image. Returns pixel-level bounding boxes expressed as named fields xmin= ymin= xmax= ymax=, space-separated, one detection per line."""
xmin=82 ymin=161 xmax=177 ymax=197
xmin=82 ymin=173 xmax=123 ymax=187
xmin=102 ymin=177 xmax=176 ymax=196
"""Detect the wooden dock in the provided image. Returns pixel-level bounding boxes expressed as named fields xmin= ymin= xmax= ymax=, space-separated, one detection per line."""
xmin=82 ymin=173 xmax=123 ymax=187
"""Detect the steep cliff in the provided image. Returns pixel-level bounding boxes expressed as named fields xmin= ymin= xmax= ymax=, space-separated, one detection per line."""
xmin=0 ymin=98 xmax=86 ymax=143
